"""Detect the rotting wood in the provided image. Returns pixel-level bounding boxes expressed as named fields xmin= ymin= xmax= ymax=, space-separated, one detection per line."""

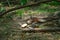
xmin=21 ymin=28 xmax=60 ymax=32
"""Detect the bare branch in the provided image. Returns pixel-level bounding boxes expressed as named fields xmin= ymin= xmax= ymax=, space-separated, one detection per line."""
xmin=0 ymin=0 xmax=52 ymax=17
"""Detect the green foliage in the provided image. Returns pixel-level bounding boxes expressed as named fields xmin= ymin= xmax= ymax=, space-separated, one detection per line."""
xmin=0 ymin=4 xmax=6 ymax=12
xmin=20 ymin=0 xmax=27 ymax=5
xmin=35 ymin=1 xmax=60 ymax=13
xmin=0 ymin=7 xmax=5 ymax=12
xmin=16 ymin=9 xmax=24 ymax=17
xmin=49 ymin=1 xmax=60 ymax=6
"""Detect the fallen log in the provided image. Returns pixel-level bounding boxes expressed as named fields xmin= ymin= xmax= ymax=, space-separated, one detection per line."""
xmin=22 ymin=28 xmax=60 ymax=33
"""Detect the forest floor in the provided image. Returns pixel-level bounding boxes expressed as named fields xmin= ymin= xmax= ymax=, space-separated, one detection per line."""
xmin=0 ymin=1 xmax=60 ymax=40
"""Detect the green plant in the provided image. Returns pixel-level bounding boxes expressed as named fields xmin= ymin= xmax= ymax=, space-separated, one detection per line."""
xmin=16 ymin=9 xmax=24 ymax=18
xmin=0 ymin=3 xmax=6 ymax=12
xmin=49 ymin=1 xmax=60 ymax=6
xmin=20 ymin=0 xmax=27 ymax=5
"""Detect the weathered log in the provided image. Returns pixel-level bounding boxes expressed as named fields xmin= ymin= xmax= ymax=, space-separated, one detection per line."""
xmin=22 ymin=28 xmax=60 ymax=32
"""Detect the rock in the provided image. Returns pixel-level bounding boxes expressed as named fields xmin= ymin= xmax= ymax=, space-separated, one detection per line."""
xmin=21 ymin=23 xmax=28 ymax=28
